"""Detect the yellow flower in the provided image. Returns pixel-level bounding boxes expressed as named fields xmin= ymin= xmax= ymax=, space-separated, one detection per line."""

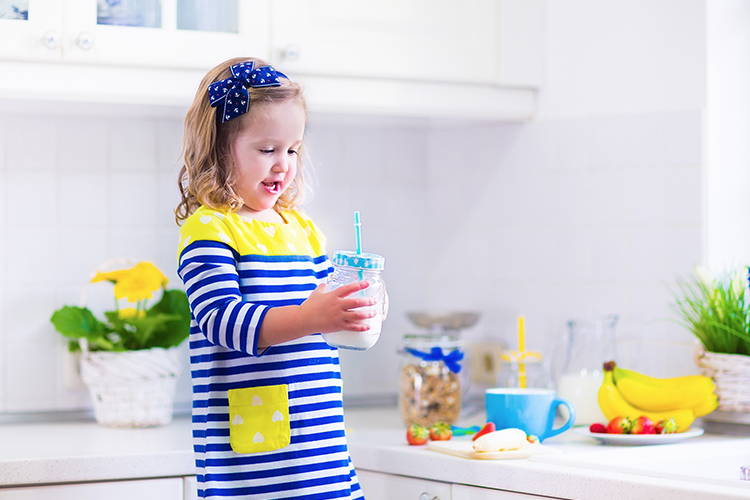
xmin=90 ymin=268 xmax=130 ymax=284
xmin=113 ymin=262 xmax=169 ymax=303
xmin=118 ymin=308 xmax=146 ymax=319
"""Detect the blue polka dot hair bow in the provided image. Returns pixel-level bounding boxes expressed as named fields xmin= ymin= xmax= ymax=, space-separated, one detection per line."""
xmin=207 ymin=61 xmax=289 ymax=123
xmin=405 ymin=347 xmax=465 ymax=373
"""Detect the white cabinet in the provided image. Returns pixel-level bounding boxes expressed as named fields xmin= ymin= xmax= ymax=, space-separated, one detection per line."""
xmin=0 ymin=0 xmax=544 ymax=119
xmin=0 ymin=0 xmax=63 ymax=61
xmin=0 ymin=477 xmax=183 ymax=500
xmin=271 ymin=0 xmax=498 ymax=84
xmin=356 ymin=470 xmax=564 ymax=500
xmin=0 ymin=0 xmax=268 ymax=69
xmin=60 ymin=0 xmax=269 ymax=69
xmin=357 ymin=469 xmax=452 ymax=500
xmin=452 ymin=484 xmax=562 ymax=499
xmin=183 ymin=475 xmax=198 ymax=500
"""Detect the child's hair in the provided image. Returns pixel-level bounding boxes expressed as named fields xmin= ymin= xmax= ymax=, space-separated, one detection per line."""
xmin=175 ymin=56 xmax=307 ymax=225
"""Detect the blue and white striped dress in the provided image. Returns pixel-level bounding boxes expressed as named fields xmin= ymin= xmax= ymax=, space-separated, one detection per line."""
xmin=177 ymin=206 xmax=364 ymax=499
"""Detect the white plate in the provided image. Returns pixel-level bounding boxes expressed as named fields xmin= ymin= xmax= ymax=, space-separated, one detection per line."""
xmin=573 ymin=427 xmax=704 ymax=445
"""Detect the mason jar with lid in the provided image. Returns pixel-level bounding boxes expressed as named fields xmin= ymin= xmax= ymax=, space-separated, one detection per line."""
xmin=398 ymin=334 xmax=464 ymax=427
xmin=321 ymin=250 xmax=386 ymax=351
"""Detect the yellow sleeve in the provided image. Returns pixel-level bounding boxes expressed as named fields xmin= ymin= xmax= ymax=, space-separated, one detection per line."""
xmin=291 ymin=210 xmax=327 ymax=256
xmin=177 ymin=207 xmax=237 ymax=258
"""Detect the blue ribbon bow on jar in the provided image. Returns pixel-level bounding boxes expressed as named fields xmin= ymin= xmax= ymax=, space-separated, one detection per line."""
xmin=404 ymin=347 xmax=464 ymax=373
xmin=208 ymin=61 xmax=289 ymax=123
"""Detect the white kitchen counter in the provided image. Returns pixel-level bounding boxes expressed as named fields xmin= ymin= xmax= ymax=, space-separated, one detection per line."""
xmin=1 ymin=408 xmax=749 ymax=499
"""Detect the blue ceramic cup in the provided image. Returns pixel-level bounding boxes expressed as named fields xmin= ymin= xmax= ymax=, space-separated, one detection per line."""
xmin=485 ymin=388 xmax=575 ymax=442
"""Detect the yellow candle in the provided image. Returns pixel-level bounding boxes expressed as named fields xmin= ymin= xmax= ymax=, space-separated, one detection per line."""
xmin=518 ymin=316 xmax=527 ymax=388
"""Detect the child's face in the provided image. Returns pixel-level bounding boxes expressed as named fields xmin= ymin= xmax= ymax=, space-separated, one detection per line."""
xmin=230 ymin=99 xmax=306 ymax=214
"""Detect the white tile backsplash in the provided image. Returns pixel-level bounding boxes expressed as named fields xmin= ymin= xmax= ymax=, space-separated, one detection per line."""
xmin=6 ymin=171 xmax=58 ymax=226
xmin=0 ymin=105 xmax=704 ymax=413
xmin=109 ymin=119 xmax=157 ymax=171
xmin=58 ymin=173 xmax=109 ymax=227
xmin=4 ymin=116 xmax=58 ymax=171
xmin=57 ymin=117 xmax=109 ymax=172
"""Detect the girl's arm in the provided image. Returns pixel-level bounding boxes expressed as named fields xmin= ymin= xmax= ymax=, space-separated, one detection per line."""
xmin=257 ymin=281 xmax=374 ymax=348
xmin=179 ymin=240 xmax=374 ymax=355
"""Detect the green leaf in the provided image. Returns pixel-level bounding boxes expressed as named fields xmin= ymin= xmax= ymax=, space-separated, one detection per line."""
xmin=146 ymin=289 xmax=191 ymax=348
xmin=50 ymin=306 xmax=109 ymax=341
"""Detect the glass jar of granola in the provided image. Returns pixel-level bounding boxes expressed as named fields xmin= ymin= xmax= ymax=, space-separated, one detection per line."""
xmin=398 ymin=334 xmax=464 ymax=427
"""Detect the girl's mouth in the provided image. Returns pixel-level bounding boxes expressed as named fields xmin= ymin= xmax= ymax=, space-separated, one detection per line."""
xmin=261 ymin=181 xmax=281 ymax=195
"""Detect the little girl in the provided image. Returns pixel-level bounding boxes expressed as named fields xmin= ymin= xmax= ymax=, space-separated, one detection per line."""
xmin=176 ymin=57 xmax=372 ymax=499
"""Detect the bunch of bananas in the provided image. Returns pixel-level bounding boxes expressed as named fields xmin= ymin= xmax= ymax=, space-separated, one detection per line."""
xmin=598 ymin=361 xmax=718 ymax=432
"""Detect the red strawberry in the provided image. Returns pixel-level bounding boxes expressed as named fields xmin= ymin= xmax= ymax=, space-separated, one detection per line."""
xmin=589 ymin=423 xmax=607 ymax=434
xmin=526 ymin=434 xmax=540 ymax=444
xmin=429 ymin=422 xmax=452 ymax=441
xmin=631 ymin=416 xmax=656 ymax=435
xmin=406 ymin=424 xmax=429 ymax=445
xmin=606 ymin=416 xmax=633 ymax=434
xmin=472 ymin=422 xmax=496 ymax=441
xmin=655 ymin=418 xmax=678 ymax=434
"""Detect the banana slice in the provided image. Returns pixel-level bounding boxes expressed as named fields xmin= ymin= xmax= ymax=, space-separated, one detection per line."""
xmin=472 ymin=428 xmax=528 ymax=453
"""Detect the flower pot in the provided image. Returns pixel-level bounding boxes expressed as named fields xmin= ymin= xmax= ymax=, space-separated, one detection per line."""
xmin=80 ymin=346 xmax=182 ymax=427
xmin=696 ymin=349 xmax=750 ymax=424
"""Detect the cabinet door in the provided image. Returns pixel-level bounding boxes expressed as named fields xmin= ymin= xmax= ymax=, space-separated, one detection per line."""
xmin=183 ymin=476 xmax=198 ymax=500
xmin=0 ymin=0 xmax=63 ymax=61
xmin=270 ymin=0 xmax=498 ymax=84
xmin=0 ymin=478 xmax=183 ymax=500
xmin=356 ymin=469 xmax=451 ymax=500
xmin=61 ymin=0 xmax=270 ymax=69
xmin=452 ymin=484 xmax=561 ymax=499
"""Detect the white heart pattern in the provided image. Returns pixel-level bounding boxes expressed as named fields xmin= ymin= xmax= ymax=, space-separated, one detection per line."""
xmin=232 ymin=414 xmax=244 ymax=425
xmin=272 ymin=410 xmax=284 ymax=422
xmin=252 ymin=395 xmax=263 ymax=406
xmin=257 ymin=243 xmax=268 ymax=253
xmin=200 ymin=215 xmax=212 ymax=224
xmin=253 ymin=432 xmax=265 ymax=443
xmin=217 ymin=232 xmax=231 ymax=243
xmin=263 ymin=226 xmax=276 ymax=237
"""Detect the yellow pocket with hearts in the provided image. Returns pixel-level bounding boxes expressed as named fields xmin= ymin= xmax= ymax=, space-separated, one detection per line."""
xmin=228 ymin=384 xmax=290 ymax=454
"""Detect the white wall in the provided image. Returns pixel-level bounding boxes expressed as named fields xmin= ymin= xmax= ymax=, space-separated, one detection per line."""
xmin=706 ymin=1 xmax=750 ymax=270
xmin=422 ymin=0 xmax=707 ymax=379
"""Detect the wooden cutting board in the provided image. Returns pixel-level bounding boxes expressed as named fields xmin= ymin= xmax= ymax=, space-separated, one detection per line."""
xmin=427 ymin=440 xmax=541 ymax=460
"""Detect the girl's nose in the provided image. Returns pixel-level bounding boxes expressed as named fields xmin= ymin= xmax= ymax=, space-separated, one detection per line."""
xmin=272 ymin=156 xmax=290 ymax=172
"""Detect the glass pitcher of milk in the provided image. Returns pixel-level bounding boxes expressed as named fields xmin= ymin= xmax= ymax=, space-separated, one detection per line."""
xmin=555 ymin=314 xmax=618 ymax=425
xmin=321 ymin=250 xmax=386 ymax=350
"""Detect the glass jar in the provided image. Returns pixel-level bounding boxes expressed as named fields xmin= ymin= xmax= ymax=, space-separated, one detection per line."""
xmin=398 ymin=334 xmax=464 ymax=427
xmin=496 ymin=352 xmax=552 ymax=389
xmin=556 ymin=314 xmax=618 ymax=425
xmin=321 ymin=250 xmax=386 ymax=351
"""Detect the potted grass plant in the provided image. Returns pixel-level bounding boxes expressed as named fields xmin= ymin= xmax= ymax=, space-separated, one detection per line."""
xmin=674 ymin=267 xmax=750 ymax=422
xmin=51 ymin=261 xmax=190 ymax=427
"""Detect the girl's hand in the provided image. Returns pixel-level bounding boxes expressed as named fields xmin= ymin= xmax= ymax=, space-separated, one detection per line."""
xmin=300 ymin=281 xmax=376 ymax=333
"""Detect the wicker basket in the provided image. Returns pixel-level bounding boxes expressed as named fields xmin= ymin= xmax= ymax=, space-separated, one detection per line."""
xmin=696 ymin=349 xmax=750 ymax=416
xmin=80 ymin=344 xmax=181 ymax=427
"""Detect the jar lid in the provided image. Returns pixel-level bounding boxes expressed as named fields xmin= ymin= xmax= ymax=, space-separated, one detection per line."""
xmin=401 ymin=333 xmax=463 ymax=349
xmin=332 ymin=250 xmax=385 ymax=270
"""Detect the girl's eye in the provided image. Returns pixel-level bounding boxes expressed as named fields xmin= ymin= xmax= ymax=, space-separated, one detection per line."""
xmin=288 ymin=149 xmax=298 ymax=156
xmin=260 ymin=149 xmax=274 ymax=154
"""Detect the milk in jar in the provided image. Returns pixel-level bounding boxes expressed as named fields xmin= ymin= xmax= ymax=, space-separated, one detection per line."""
xmin=321 ymin=250 xmax=386 ymax=350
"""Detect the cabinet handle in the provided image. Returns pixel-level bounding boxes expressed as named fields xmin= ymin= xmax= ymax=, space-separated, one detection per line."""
xmin=419 ymin=493 xmax=439 ymax=500
xmin=76 ymin=32 xmax=95 ymax=51
xmin=41 ymin=31 xmax=60 ymax=50
xmin=279 ymin=44 xmax=300 ymax=62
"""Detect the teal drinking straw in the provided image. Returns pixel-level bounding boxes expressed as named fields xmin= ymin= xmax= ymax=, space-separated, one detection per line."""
xmin=354 ymin=211 xmax=364 ymax=281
